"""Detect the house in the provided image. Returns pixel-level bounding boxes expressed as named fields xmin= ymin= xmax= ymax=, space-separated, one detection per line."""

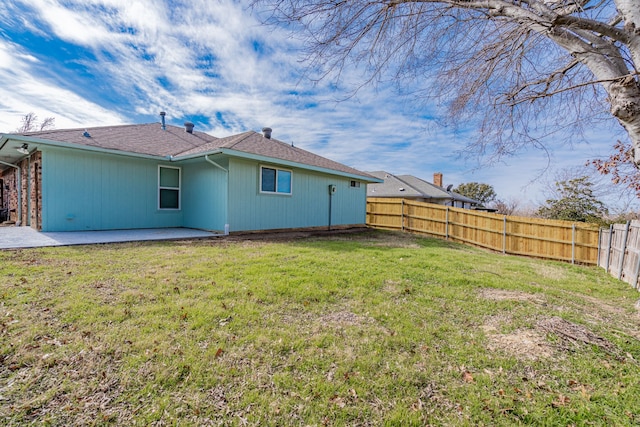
xmin=366 ymin=171 xmax=480 ymax=209
xmin=0 ymin=118 xmax=380 ymax=233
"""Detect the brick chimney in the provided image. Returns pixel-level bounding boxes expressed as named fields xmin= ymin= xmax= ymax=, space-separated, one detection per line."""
xmin=433 ymin=172 xmax=443 ymax=187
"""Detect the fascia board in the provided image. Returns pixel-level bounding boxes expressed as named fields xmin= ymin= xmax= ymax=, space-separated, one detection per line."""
xmin=195 ymin=148 xmax=384 ymax=183
xmin=0 ymin=134 xmax=168 ymax=161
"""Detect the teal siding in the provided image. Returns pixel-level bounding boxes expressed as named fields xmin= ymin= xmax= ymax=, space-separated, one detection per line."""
xmin=41 ymin=147 xmax=183 ymax=231
xmin=39 ymin=148 xmax=365 ymax=232
xmin=227 ymin=158 xmax=367 ymax=231
xmin=180 ymin=158 xmax=228 ymax=231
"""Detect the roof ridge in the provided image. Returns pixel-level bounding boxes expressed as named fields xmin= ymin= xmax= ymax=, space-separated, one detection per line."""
xmin=391 ymin=174 xmax=425 ymax=194
xmin=219 ymin=131 xmax=256 ymax=148
xmin=17 ymin=122 xmax=161 ymax=136
xmin=163 ymin=125 xmax=216 ymax=149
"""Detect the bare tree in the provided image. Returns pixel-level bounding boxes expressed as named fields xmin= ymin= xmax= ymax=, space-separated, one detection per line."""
xmin=253 ymin=0 xmax=640 ymax=187
xmin=492 ymin=198 xmax=520 ymax=215
xmin=16 ymin=112 xmax=55 ymax=133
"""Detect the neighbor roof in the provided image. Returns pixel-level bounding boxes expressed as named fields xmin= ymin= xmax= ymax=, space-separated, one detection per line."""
xmin=366 ymin=171 xmax=481 ymax=205
xmin=396 ymin=175 xmax=453 ymax=199
xmin=367 ymin=171 xmax=452 ymax=200
xmin=366 ymin=171 xmax=427 ymax=198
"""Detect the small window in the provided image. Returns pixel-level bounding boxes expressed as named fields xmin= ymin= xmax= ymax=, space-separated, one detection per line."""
xmin=260 ymin=166 xmax=292 ymax=194
xmin=350 ymin=180 xmax=361 ymax=188
xmin=159 ymin=165 xmax=181 ymax=209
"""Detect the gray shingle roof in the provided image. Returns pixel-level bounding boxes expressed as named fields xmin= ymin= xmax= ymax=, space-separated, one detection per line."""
xmin=366 ymin=171 xmax=481 ymax=205
xmin=9 ymin=123 xmax=375 ymax=179
xmin=17 ymin=123 xmax=216 ymax=157
xmin=177 ymin=131 xmax=372 ymax=178
xmin=396 ymin=175 xmax=452 ymax=199
xmin=366 ymin=171 xmax=426 ymax=198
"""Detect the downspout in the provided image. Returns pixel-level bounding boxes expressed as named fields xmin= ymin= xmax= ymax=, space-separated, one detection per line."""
xmin=0 ymin=159 xmax=22 ymax=226
xmin=26 ymin=154 xmax=31 ymax=226
xmin=205 ymin=155 xmax=229 ymax=235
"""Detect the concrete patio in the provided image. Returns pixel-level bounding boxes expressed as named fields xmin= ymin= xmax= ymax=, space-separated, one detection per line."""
xmin=0 ymin=226 xmax=222 ymax=249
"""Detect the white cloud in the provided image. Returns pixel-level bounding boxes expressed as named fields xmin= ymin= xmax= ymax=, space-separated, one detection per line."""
xmin=0 ymin=0 xmax=633 ymax=211
xmin=0 ymin=39 xmax=124 ymax=131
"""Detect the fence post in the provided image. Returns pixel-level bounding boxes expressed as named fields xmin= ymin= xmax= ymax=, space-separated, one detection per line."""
xmin=571 ymin=223 xmax=576 ymax=265
xmin=502 ymin=216 xmax=507 ymax=254
xmin=445 ymin=207 xmax=449 ymax=240
xmin=605 ymin=224 xmax=613 ymax=273
xmin=633 ymin=231 xmax=640 ymax=289
xmin=618 ymin=221 xmax=631 ymax=280
xmin=597 ymin=228 xmax=602 ymax=267
xmin=401 ymin=199 xmax=405 ymax=231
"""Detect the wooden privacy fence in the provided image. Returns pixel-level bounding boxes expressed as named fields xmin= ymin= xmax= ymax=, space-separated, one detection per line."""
xmin=598 ymin=220 xmax=640 ymax=289
xmin=366 ymin=198 xmax=600 ymax=265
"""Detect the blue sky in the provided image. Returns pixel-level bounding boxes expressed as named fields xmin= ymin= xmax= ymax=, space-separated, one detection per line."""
xmin=0 ymin=0 xmax=635 ymax=211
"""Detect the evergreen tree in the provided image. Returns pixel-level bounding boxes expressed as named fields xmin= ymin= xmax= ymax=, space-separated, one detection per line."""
xmin=453 ymin=182 xmax=497 ymax=206
xmin=537 ymin=177 xmax=607 ymax=223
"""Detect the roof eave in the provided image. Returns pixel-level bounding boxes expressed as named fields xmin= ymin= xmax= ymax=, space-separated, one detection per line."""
xmin=173 ymin=148 xmax=382 ymax=182
xmin=0 ymin=134 xmax=169 ymax=161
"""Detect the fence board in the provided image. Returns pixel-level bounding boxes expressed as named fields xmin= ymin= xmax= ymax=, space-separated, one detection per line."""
xmin=366 ymin=198 xmax=599 ymax=265
xmin=597 ymin=220 xmax=640 ymax=289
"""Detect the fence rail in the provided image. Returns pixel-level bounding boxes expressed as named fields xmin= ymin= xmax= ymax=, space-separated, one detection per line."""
xmin=366 ymin=198 xmax=600 ymax=265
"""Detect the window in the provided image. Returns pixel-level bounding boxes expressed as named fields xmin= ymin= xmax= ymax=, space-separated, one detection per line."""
xmin=350 ymin=180 xmax=361 ymax=188
xmin=260 ymin=166 xmax=292 ymax=194
xmin=159 ymin=165 xmax=181 ymax=209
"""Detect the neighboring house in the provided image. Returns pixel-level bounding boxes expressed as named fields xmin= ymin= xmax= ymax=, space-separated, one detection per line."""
xmin=366 ymin=171 xmax=481 ymax=209
xmin=0 ymin=119 xmax=380 ymax=233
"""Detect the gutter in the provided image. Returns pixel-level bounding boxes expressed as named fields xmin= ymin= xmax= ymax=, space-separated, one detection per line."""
xmin=0 ymin=159 xmax=22 ymax=225
xmin=204 ymin=154 xmax=228 ymax=172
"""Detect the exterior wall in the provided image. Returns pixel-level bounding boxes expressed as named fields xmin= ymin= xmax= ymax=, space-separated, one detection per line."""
xmin=180 ymin=157 xmax=229 ymax=232
xmin=41 ymin=147 xmax=184 ymax=231
xmin=28 ymin=151 xmax=43 ymax=230
xmin=8 ymin=145 xmax=366 ymax=232
xmin=227 ymin=158 xmax=367 ymax=232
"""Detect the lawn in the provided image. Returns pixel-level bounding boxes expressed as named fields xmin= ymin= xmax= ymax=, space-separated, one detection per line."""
xmin=1 ymin=229 xmax=639 ymax=426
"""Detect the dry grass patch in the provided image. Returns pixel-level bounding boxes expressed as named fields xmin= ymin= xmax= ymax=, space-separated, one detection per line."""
xmin=478 ymin=288 xmax=546 ymax=304
xmin=534 ymin=264 xmax=569 ymax=280
xmin=485 ymin=328 xmax=555 ymax=361
xmin=537 ymin=316 xmax=621 ymax=356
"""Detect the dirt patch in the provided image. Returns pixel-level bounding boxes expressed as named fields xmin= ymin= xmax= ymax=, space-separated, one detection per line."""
xmin=317 ymin=310 xmax=376 ymax=326
xmin=478 ymin=288 xmax=545 ymax=304
xmin=482 ymin=314 xmax=555 ymax=360
xmin=482 ymin=315 xmax=622 ymax=361
xmin=484 ymin=328 xmax=555 ymax=360
xmin=537 ymin=316 xmax=619 ymax=355
xmin=277 ymin=309 xmax=376 ymax=330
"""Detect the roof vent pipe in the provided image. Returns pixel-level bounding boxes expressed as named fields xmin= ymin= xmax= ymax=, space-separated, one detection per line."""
xmin=262 ymin=127 xmax=272 ymax=139
xmin=160 ymin=111 xmax=166 ymax=130
xmin=184 ymin=122 xmax=194 ymax=134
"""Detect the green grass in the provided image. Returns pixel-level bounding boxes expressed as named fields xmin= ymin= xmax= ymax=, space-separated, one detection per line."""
xmin=1 ymin=229 xmax=639 ymax=426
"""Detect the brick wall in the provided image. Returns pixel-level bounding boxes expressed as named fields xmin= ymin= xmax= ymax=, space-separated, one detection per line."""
xmin=0 ymin=151 xmax=42 ymax=229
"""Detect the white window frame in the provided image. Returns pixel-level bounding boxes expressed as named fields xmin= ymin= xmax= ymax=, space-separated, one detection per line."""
xmin=158 ymin=165 xmax=181 ymax=210
xmin=259 ymin=165 xmax=293 ymax=195
xmin=350 ymin=180 xmax=361 ymax=188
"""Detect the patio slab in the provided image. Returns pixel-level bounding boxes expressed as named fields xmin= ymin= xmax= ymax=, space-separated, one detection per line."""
xmin=0 ymin=226 xmax=222 ymax=249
